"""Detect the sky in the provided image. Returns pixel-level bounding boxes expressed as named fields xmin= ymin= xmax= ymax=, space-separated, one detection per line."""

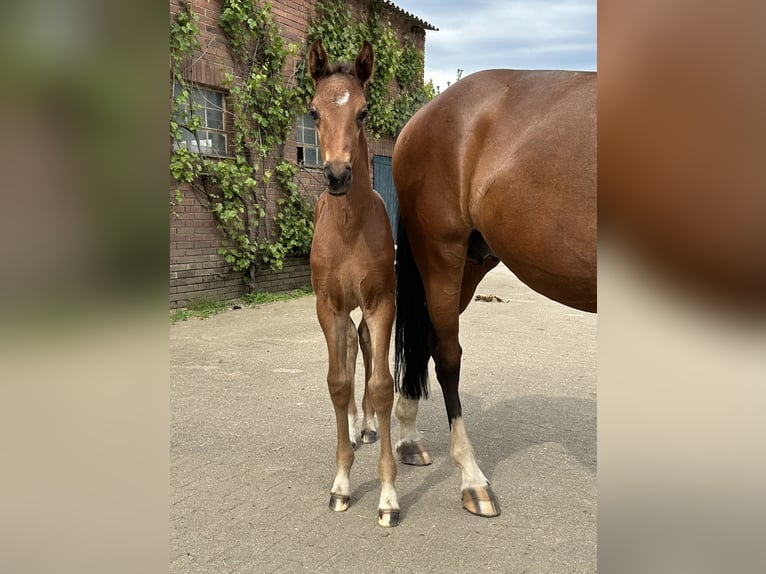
xmin=392 ymin=0 xmax=596 ymax=93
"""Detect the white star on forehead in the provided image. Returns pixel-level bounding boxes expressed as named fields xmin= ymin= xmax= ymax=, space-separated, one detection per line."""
xmin=334 ymin=90 xmax=350 ymax=107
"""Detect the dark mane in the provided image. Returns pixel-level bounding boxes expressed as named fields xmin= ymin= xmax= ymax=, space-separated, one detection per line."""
xmin=329 ymin=61 xmax=353 ymax=75
xmin=321 ymin=61 xmax=366 ymax=88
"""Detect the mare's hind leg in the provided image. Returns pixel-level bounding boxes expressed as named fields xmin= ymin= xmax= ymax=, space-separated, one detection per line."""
xmin=316 ymin=304 xmax=355 ymax=512
xmin=357 ymin=319 xmax=379 ymax=444
xmin=395 ymin=234 xmax=497 ymax=468
xmin=421 ymin=241 xmax=501 ymax=517
xmin=363 ymin=302 xmax=400 ymax=527
xmin=395 ymin=395 xmax=432 ymax=465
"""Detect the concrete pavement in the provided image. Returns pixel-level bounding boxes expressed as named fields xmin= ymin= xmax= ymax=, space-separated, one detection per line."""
xmin=171 ymin=265 xmax=596 ymax=573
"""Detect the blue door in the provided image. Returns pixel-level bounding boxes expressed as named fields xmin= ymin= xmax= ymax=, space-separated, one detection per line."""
xmin=372 ymin=155 xmax=399 ymax=242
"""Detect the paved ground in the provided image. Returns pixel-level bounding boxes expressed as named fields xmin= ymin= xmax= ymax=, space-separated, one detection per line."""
xmin=171 ymin=265 xmax=596 ymax=573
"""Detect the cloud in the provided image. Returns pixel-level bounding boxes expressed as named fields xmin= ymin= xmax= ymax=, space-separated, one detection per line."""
xmin=394 ymin=0 xmax=596 ymax=91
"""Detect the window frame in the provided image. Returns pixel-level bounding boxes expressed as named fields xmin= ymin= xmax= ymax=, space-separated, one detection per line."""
xmin=172 ymin=83 xmax=228 ymax=158
xmin=296 ymin=112 xmax=322 ymax=168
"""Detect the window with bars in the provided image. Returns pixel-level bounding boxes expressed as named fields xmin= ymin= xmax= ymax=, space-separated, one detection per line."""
xmin=296 ymin=113 xmax=322 ymax=168
xmin=172 ymin=84 xmax=227 ymax=157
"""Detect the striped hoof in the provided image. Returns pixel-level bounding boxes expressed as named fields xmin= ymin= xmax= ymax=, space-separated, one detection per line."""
xmin=378 ymin=508 xmax=400 ymax=527
xmin=329 ymin=493 xmax=350 ymax=512
xmin=397 ymin=440 xmax=433 ymax=466
xmin=361 ymin=429 xmax=379 ymax=444
xmin=462 ymin=485 xmax=501 ymax=517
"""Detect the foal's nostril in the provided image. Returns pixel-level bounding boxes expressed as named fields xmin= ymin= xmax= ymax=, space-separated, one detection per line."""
xmin=324 ymin=162 xmax=352 ymax=191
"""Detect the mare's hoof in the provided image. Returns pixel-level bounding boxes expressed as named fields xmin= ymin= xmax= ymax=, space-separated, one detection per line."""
xmin=462 ymin=485 xmax=501 ymax=517
xmin=378 ymin=509 xmax=400 ymax=527
xmin=361 ymin=429 xmax=379 ymax=444
xmin=329 ymin=493 xmax=350 ymax=512
xmin=397 ymin=440 xmax=433 ymax=466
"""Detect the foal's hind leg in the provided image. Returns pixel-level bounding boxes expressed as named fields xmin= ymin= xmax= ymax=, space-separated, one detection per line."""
xmin=357 ymin=318 xmax=378 ymax=444
xmin=345 ymin=317 xmax=362 ymax=449
xmin=316 ymin=305 xmax=356 ymax=512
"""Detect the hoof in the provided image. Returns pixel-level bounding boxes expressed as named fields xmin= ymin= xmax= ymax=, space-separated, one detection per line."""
xmin=361 ymin=429 xmax=379 ymax=444
xmin=378 ymin=509 xmax=400 ymax=527
xmin=397 ymin=440 xmax=433 ymax=466
xmin=462 ymin=485 xmax=501 ymax=517
xmin=329 ymin=493 xmax=350 ymax=512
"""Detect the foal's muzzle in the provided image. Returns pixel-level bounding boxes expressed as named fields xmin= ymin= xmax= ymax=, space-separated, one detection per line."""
xmin=324 ymin=162 xmax=352 ymax=195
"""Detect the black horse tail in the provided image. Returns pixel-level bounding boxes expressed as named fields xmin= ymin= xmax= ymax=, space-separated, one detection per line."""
xmin=394 ymin=218 xmax=431 ymax=399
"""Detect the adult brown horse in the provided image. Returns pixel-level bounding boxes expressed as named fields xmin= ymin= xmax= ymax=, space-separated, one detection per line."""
xmin=393 ymin=69 xmax=596 ymax=517
xmin=307 ymin=39 xmax=400 ymax=527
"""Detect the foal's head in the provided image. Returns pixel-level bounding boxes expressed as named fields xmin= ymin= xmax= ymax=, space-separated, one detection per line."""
xmin=308 ymin=39 xmax=374 ymax=195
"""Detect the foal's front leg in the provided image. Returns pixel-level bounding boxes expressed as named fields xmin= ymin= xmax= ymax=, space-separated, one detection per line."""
xmin=363 ymin=304 xmax=400 ymax=527
xmin=317 ymin=306 xmax=355 ymax=512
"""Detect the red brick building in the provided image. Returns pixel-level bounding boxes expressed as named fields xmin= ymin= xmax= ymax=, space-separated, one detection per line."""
xmin=169 ymin=0 xmax=435 ymax=308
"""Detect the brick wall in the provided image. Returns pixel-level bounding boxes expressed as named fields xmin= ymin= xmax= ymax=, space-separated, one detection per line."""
xmin=250 ymin=256 xmax=313 ymax=293
xmin=170 ymin=181 xmax=245 ymax=309
xmin=170 ymin=0 xmax=429 ymax=308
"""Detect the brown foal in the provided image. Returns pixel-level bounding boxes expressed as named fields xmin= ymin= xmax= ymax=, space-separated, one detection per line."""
xmin=307 ymin=39 xmax=399 ymax=527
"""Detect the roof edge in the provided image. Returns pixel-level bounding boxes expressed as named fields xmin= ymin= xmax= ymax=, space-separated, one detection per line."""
xmin=376 ymin=1 xmax=439 ymax=31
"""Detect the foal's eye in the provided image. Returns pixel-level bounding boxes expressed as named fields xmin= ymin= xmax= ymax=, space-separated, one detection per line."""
xmin=309 ymin=108 xmax=319 ymax=122
xmin=357 ymin=108 xmax=368 ymax=123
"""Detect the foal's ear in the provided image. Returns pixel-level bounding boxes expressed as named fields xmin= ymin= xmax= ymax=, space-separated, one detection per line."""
xmin=352 ymin=41 xmax=374 ymax=85
xmin=308 ymin=38 xmax=330 ymax=82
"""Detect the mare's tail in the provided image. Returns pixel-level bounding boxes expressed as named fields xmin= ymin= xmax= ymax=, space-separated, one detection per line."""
xmin=394 ymin=219 xmax=431 ymax=399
